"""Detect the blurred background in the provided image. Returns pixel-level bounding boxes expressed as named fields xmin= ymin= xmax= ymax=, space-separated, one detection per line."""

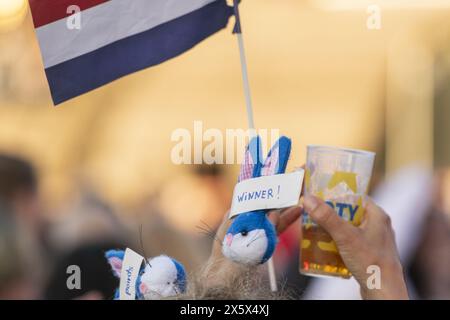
xmin=0 ymin=0 xmax=449 ymax=299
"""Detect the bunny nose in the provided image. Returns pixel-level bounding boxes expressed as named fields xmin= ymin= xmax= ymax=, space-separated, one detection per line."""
xmin=139 ymin=282 xmax=148 ymax=294
xmin=225 ymin=233 xmax=233 ymax=246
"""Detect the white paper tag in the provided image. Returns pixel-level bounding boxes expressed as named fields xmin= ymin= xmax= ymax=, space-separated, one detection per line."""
xmin=119 ymin=248 xmax=144 ymax=300
xmin=229 ymin=170 xmax=304 ymax=219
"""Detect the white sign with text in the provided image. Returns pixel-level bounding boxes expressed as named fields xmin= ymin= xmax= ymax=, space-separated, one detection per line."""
xmin=119 ymin=248 xmax=144 ymax=300
xmin=229 ymin=170 xmax=304 ymax=219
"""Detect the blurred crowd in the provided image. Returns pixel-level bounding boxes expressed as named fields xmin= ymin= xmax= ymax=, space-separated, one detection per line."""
xmin=0 ymin=153 xmax=449 ymax=300
xmin=0 ymin=154 xmax=227 ymax=299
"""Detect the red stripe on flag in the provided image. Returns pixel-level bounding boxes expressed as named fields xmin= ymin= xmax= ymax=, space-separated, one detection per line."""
xmin=29 ymin=0 xmax=110 ymax=28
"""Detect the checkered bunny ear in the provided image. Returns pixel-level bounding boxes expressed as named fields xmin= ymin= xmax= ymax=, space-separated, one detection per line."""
xmin=238 ymin=135 xmax=263 ymax=182
xmin=261 ymin=136 xmax=291 ymax=176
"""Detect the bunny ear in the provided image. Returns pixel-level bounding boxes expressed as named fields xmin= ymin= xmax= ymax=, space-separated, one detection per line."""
xmin=261 ymin=136 xmax=291 ymax=176
xmin=238 ymin=135 xmax=263 ymax=182
xmin=105 ymin=250 xmax=125 ymax=278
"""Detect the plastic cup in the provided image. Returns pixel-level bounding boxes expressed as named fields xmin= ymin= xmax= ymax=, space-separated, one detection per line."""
xmin=300 ymin=145 xmax=375 ymax=278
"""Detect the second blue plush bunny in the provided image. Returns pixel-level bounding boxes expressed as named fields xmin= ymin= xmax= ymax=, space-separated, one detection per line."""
xmin=222 ymin=135 xmax=292 ymax=265
xmin=105 ymin=250 xmax=186 ymax=300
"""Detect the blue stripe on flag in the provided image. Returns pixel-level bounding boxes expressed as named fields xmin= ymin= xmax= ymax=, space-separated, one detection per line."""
xmin=45 ymin=0 xmax=234 ymax=105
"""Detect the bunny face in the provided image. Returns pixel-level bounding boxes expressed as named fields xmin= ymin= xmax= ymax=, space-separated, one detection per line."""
xmin=222 ymin=135 xmax=292 ymax=265
xmin=105 ymin=250 xmax=186 ymax=300
xmin=222 ymin=211 xmax=276 ymax=265
xmin=139 ymin=255 xmax=186 ymax=300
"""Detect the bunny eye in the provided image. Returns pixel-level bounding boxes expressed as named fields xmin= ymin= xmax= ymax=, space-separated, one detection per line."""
xmin=241 ymin=231 xmax=248 ymax=236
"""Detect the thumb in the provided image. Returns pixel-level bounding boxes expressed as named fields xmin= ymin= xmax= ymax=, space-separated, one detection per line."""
xmin=303 ymin=195 xmax=356 ymax=244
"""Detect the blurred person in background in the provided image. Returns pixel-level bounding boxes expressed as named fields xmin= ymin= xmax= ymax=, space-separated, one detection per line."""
xmin=43 ymin=240 xmax=124 ymax=300
xmin=47 ymin=189 xmax=129 ymax=253
xmin=44 ymin=189 xmax=130 ymax=299
xmin=409 ymin=169 xmax=450 ymax=299
xmin=0 ymin=204 xmax=38 ymax=299
xmin=0 ymin=154 xmax=48 ymax=297
xmin=0 ymin=154 xmax=42 ymax=235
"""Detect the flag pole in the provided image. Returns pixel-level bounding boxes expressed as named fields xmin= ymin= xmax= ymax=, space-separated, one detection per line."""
xmin=233 ymin=0 xmax=255 ymax=131
xmin=232 ymin=0 xmax=278 ymax=292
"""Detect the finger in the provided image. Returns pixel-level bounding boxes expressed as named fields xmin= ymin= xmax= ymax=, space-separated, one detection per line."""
xmin=216 ymin=210 xmax=232 ymax=240
xmin=277 ymin=206 xmax=303 ymax=234
xmin=298 ymin=164 xmax=306 ymax=196
xmin=361 ymin=199 xmax=389 ymax=226
xmin=221 ymin=210 xmax=231 ymax=224
xmin=368 ymin=200 xmax=391 ymax=224
xmin=303 ymin=195 xmax=358 ymax=244
xmin=268 ymin=206 xmax=303 ymax=234
xmin=268 ymin=210 xmax=280 ymax=227
xmin=358 ymin=197 xmax=372 ymax=229
xmin=360 ymin=199 xmax=393 ymax=238
xmin=210 ymin=210 xmax=233 ymax=260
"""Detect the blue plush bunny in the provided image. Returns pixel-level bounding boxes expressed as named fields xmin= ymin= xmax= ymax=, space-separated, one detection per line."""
xmin=222 ymin=135 xmax=292 ymax=265
xmin=105 ymin=250 xmax=186 ymax=300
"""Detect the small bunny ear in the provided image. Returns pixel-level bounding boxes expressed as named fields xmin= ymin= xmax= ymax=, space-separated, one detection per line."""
xmin=238 ymin=135 xmax=263 ymax=182
xmin=171 ymin=258 xmax=187 ymax=293
xmin=261 ymin=136 xmax=291 ymax=176
xmin=105 ymin=250 xmax=125 ymax=278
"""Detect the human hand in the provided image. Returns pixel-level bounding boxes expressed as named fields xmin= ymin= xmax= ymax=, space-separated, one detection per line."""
xmin=303 ymin=195 xmax=409 ymax=300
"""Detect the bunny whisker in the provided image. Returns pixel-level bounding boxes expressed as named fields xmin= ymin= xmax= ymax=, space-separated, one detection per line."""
xmin=195 ymin=226 xmax=223 ymax=246
xmin=195 ymin=224 xmax=214 ymax=234
xmin=197 ymin=229 xmax=219 ymax=241
xmin=199 ymin=219 xmax=217 ymax=233
xmin=139 ymin=224 xmax=152 ymax=268
xmin=196 ymin=224 xmax=244 ymax=258
xmin=196 ymin=220 xmax=216 ymax=234
xmin=195 ymin=226 xmax=217 ymax=238
xmin=196 ymin=220 xmax=225 ymax=245
xmin=195 ymin=225 xmax=211 ymax=234
xmin=246 ymin=220 xmax=268 ymax=244
xmin=246 ymin=234 xmax=266 ymax=247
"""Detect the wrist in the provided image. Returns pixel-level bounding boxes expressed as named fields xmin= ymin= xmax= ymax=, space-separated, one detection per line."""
xmin=360 ymin=260 xmax=409 ymax=300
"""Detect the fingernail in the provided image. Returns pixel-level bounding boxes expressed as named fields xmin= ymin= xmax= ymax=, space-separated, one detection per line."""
xmin=304 ymin=195 xmax=320 ymax=212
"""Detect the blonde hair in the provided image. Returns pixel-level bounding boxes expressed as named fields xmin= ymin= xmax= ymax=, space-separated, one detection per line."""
xmin=177 ymin=258 xmax=293 ymax=300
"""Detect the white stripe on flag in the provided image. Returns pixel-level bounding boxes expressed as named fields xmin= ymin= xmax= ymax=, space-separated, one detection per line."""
xmin=37 ymin=0 xmax=217 ymax=68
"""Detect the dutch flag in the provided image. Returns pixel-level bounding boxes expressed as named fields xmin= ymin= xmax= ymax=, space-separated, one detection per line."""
xmin=28 ymin=0 xmax=235 ymax=105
